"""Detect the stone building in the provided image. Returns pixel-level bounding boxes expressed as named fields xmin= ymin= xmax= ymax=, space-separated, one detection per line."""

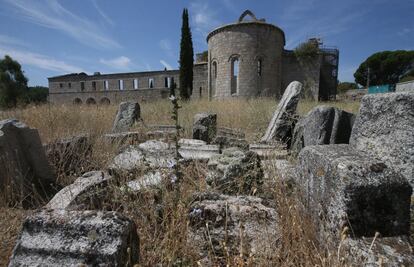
xmin=48 ymin=10 xmax=339 ymax=104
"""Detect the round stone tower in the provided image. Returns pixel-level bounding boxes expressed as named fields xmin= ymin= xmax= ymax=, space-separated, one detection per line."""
xmin=207 ymin=10 xmax=285 ymax=99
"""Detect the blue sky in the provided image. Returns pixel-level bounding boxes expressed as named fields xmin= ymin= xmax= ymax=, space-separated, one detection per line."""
xmin=0 ymin=0 xmax=413 ymax=86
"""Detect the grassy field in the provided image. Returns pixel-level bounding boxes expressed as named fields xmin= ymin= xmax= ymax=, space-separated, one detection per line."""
xmin=0 ymin=98 xmax=361 ymax=266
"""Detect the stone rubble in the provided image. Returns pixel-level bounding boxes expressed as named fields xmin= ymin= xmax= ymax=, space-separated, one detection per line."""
xmin=112 ymin=101 xmax=141 ymax=133
xmin=192 ymin=113 xmax=217 ymax=143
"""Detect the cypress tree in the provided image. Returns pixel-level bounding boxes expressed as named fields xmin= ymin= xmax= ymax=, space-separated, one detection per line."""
xmin=179 ymin=8 xmax=194 ymax=100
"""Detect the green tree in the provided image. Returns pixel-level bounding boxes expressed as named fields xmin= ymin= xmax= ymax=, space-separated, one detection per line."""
xmin=0 ymin=55 xmax=28 ymax=108
xmin=354 ymin=50 xmax=414 ymax=86
xmin=26 ymin=86 xmax=49 ymax=104
xmin=337 ymin=82 xmax=358 ymax=94
xmin=294 ymin=39 xmax=320 ymax=63
xmin=179 ymin=8 xmax=194 ymax=100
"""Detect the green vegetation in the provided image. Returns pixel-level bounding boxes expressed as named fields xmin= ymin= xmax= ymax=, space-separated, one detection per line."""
xmin=0 ymin=55 xmax=49 ymax=108
xmin=337 ymin=82 xmax=359 ymax=94
xmin=179 ymin=8 xmax=194 ymax=100
xmin=354 ymin=50 xmax=414 ymax=86
xmin=294 ymin=39 xmax=320 ymax=63
xmin=0 ymin=55 xmax=28 ymax=108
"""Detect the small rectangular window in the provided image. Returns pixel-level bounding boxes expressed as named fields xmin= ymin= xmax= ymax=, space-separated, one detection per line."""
xmin=68 ymin=82 xmax=71 ymax=88
xmin=149 ymin=78 xmax=154 ymax=88
xmin=104 ymin=80 xmax=109 ymax=90
xmin=92 ymin=81 xmax=96 ymax=90
xmin=59 ymin=83 xmax=63 ymax=88
xmin=164 ymin=77 xmax=168 ymax=88
xmin=119 ymin=79 xmax=124 ymax=90
xmin=133 ymin=79 xmax=139 ymax=89
xmin=81 ymin=82 xmax=85 ymax=91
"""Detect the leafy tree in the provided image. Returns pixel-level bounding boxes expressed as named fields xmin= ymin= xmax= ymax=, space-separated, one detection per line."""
xmin=26 ymin=86 xmax=49 ymax=104
xmin=354 ymin=50 xmax=414 ymax=86
xmin=337 ymin=82 xmax=358 ymax=94
xmin=179 ymin=8 xmax=194 ymax=100
xmin=0 ymin=55 xmax=28 ymax=108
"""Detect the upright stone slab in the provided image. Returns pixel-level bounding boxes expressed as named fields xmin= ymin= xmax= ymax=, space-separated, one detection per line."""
xmin=350 ymin=92 xmax=414 ymax=187
xmin=261 ymin=81 xmax=302 ymax=144
xmin=291 ymin=106 xmax=355 ymax=155
xmin=0 ymin=119 xmax=55 ymax=203
xmin=297 ymin=145 xmax=412 ymax=247
xmin=192 ymin=113 xmax=217 ymax=143
xmin=112 ymin=101 xmax=141 ymax=133
xmin=8 ymin=210 xmax=139 ymax=266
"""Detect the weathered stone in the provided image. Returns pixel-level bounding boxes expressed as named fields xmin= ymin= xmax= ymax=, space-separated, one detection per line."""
xmin=8 ymin=209 xmax=139 ymax=266
xmin=110 ymin=140 xmax=175 ymax=173
xmin=192 ymin=113 xmax=217 ymax=143
xmin=178 ymin=138 xmax=220 ymax=160
xmin=297 ymin=145 xmax=412 ymax=247
xmin=125 ymin=171 xmax=164 ymax=192
xmin=45 ymin=135 xmax=92 ymax=176
xmin=216 ymin=127 xmax=245 ymax=139
xmin=249 ymin=143 xmax=288 ymax=159
xmin=0 ymin=119 xmax=55 ymax=205
xmin=188 ymin=192 xmax=279 ymax=262
xmin=261 ymin=81 xmax=302 ymax=143
xmin=212 ymin=135 xmax=249 ymax=150
xmin=207 ymin=148 xmax=263 ymax=194
xmin=291 ymin=106 xmax=355 ymax=155
xmin=350 ymin=92 xmax=414 ymax=187
xmin=112 ymin=101 xmax=141 ymax=133
xmin=46 ymin=171 xmax=111 ymax=210
xmin=341 ymin=236 xmax=414 ymax=266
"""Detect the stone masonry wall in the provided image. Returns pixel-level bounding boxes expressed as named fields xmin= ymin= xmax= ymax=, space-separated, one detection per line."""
xmin=192 ymin=63 xmax=208 ymax=99
xmin=208 ymin=22 xmax=284 ymax=99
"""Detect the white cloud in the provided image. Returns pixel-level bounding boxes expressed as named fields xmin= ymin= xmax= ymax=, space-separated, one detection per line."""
xmin=4 ymin=0 xmax=120 ymax=49
xmin=0 ymin=34 xmax=27 ymax=47
xmin=398 ymin=27 xmax=413 ymax=36
xmin=0 ymin=45 xmax=85 ymax=73
xmin=160 ymin=60 xmax=172 ymax=70
xmin=92 ymin=0 xmax=115 ymax=26
xmin=190 ymin=1 xmax=222 ymax=45
xmin=99 ymin=56 xmax=131 ymax=70
xmin=159 ymin=39 xmax=176 ymax=58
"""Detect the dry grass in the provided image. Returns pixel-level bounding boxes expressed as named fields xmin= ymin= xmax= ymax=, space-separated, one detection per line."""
xmin=0 ymin=98 xmax=361 ymax=266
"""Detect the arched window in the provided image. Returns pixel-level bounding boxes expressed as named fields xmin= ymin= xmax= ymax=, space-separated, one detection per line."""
xmin=257 ymin=59 xmax=262 ymax=77
xmin=212 ymin=61 xmax=217 ymax=79
xmin=231 ymin=57 xmax=239 ymax=95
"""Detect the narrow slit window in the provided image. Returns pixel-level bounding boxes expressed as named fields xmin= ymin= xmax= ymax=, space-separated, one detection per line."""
xmin=119 ymin=79 xmax=124 ymax=90
xmin=231 ymin=58 xmax=239 ymax=95
xmin=92 ymin=81 xmax=96 ymax=90
xmin=133 ymin=79 xmax=139 ymax=89
xmin=80 ymin=82 xmax=85 ymax=91
xmin=149 ymin=78 xmax=154 ymax=88
xmin=257 ymin=59 xmax=262 ymax=77
xmin=104 ymin=80 xmax=109 ymax=90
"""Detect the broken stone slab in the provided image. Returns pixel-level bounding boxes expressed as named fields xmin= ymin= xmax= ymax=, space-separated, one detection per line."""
xmin=125 ymin=171 xmax=165 ymax=193
xmin=112 ymin=101 xmax=141 ymax=133
xmin=207 ymin=147 xmax=263 ymax=195
xmin=350 ymin=92 xmax=414 ymax=187
xmin=103 ymin=131 xmax=143 ymax=146
xmin=109 ymin=140 xmax=175 ymax=174
xmin=192 ymin=113 xmax=217 ymax=143
xmin=44 ymin=134 xmax=92 ymax=176
xmin=0 ymin=119 xmax=55 ymax=206
xmin=8 ymin=209 xmax=139 ymax=266
xmin=249 ymin=143 xmax=288 ymax=159
xmin=341 ymin=236 xmax=414 ymax=266
xmin=178 ymin=138 xmax=220 ymax=160
xmin=46 ymin=171 xmax=112 ymax=210
xmin=261 ymin=81 xmax=302 ymax=144
xmin=212 ymin=135 xmax=249 ymax=150
xmin=262 ymin=159 xmax=297 ymax=182
xmin=297 ymin=144 xmax=412 ymax=247
xmin=291 ymin=106 xmax=355 ymax=155
xmin=188 ymin=192 xmax=279 ymax=263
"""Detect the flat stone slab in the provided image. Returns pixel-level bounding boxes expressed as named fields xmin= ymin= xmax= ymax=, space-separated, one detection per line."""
xmin=178 ymin=139 xmax=220 ymax=160
xmin=297 ymin=144 xmax=412 ymax=247
xmin=103 ymin=131 xmax=143 ymax=145
xmin=249 ymin=143 xmax=288 ymax=159
xmin=125 ymin=171 xmax=164 ymax=192
xmin=46 ymin=171 xmax=112 ymax=210
xmin=8 ymin=209 xmax=139 ymax=266
xmin=216 ymin=127 xmax=245 ymax=139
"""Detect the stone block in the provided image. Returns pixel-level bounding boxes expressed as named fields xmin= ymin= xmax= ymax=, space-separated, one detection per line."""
xmin=0 ymin=119 xmax=55 ymax=205
xmin=46 ymin=171 xmax=112 ymax=210
xmin=291 ymin=106 xmax=355 ymax=155
xmin=103 ymin=131 xmax=143 ymax=146
xmin=297 ymin=145 xmax=412 ymax=246
xmin=192 ymin=113 xmax=217 ymax=143
xmin=207 ymin=147 xmax=263 ymax=194
xmin=350 ymin=92 xmax=414 ymax=187
xmin=261 ymin=81 xmax=302 ymax=144
xmin=8 ymin=209 xmax=139 ymax=266
xmin=112 ymin=101 xmax=141 ymax=133
xmin=188 ymin=192 xmax=279 ymax=262
xmin=178 ymin=138 xmax=220 ymax=160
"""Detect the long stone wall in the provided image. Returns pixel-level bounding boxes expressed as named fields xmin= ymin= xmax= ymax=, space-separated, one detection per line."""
xmin=49 ymin=88 xmax=170 ymax=105
xmin=396 ymin=80 xmax=414 ymax=92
